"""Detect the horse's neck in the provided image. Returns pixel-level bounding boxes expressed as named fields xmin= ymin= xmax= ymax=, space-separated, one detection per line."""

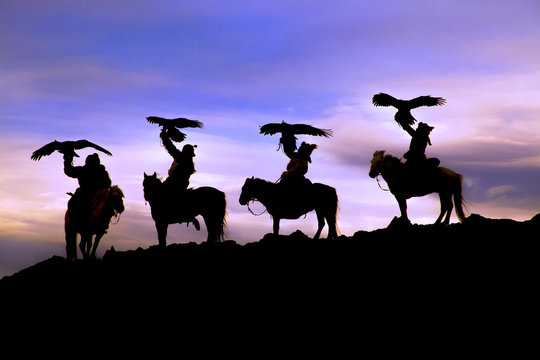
xmin=252 ymin=180 xmax=276 ymax=204
xmin=145 ymin=181 xmax=164 ymax=203
xmin=380 ymin=157 xmax=404 ymax=182
xmin=381 ymin=156 xmax=396 ymax=172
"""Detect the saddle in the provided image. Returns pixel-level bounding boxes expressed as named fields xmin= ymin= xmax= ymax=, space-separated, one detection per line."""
xmin=67 ymin=186 xmax=122 ymax=231
xmin=161 ymin=184 xmax=200 ymax=230
xmin=278 ymin=175 xmax=313 ymax=205
xmin=90 ymin=186 xmax=124 ymax=222
xmin=403 ymin=157 xmax=441 ymax=186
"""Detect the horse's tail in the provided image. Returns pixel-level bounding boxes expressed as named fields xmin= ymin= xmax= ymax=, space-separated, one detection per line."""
xmin=218 ymin=190 xmax=227 ymax=242
xmin=453 ymin=173 xmax=467 ymax=223
xmin=331 ymin=187 xmax=340 ymax=237
xmin=315 ymin=183 xmax=340 ymax=239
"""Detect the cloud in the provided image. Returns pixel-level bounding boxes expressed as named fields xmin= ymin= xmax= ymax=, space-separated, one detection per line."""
xmin=0 ymin=62 xmax=176 ymax=102
xmin=485 ymin=185 xmax=518 ymax=199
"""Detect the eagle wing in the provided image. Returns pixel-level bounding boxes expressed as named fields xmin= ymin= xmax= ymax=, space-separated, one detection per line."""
xmin=31 ymin=141 xmax=61 ymax=161
xmin=289 ymin=124 xmax=333 ymax=137
xmin=165 ymin=127 xmax=186 ymax=143
xmin=407 ymin=95 xmax=446 ymax=109
xmin=146 ymin=116 xmax=167 ymax=126
xmin=72 ymin=139 xmax=113 ymax=156
xmin=372 ymin=93 xmax=400 ymax=108
xmin=147 ymin=116 xmax=203 ymax=129
xmin=260 ymin=122 xmax=332 ymax=137
xmin=259 ymin=122 xmax=284 ymax=135
xmin=170 ymin=117 xmax=204 ymax=129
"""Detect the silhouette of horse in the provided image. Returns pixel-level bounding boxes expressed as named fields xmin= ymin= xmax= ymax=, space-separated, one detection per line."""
xmin=369 ymin=150 xmax=466 ymax=225
xmin=239 ymin=177 xmax=338 ymax=239
xmin=143 ymin=172 xmax=227 ymax=246
xmin=65 ymin=185 xmax=125 ymax=261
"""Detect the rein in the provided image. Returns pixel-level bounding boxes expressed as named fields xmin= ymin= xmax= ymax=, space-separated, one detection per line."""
xmin=111 ymin=211 xmax=122 ymax=225
xmin=376 ymin=175 xmax=389 ymax=192
xmin=247 ymin=199 xmax=267 ymax=216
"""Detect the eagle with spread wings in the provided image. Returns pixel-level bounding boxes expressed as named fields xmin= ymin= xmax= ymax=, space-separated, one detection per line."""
xmin=31 ymin=140 xmax=113 ymax=161
xmin=372 ymin=93 xmax=446 ymax=128
xmin=259 ymin=121 xmax=333 ymax=156
xmin=146 ymin=116 xmax=204 ymax=143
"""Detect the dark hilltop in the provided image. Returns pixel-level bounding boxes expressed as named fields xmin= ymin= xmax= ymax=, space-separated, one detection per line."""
xmin=2 ymin=213 xmax=538 ymax=353
xmin=2 ymin=213 xmax=538 ymax=296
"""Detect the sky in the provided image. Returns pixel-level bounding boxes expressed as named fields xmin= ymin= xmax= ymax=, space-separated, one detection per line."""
xmin=1 ymin=0 xmax=540 ymax=277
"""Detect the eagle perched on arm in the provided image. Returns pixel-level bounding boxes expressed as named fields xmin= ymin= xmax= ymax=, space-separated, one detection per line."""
xmin=259 ymin=120 xmax=333 ymax=157
xmin=146 ymin=116 xmax=204 ymax=143
xmin=30 ymin=139 xmax=113 ymax=161
xmin=372 ymin=93 xmax=446 ymax=128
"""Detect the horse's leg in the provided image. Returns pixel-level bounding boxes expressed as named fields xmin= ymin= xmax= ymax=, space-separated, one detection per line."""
xmin=435 ymin=193 xmax=453 ymax=225
xmin=326 ymin=212 xmax=338 ymax=240
xmin=65 ymin=229 xmax=78 ymax=262
xmin=435 ymin=194 xmax=446 ymax=225
xmin=65 ymin=212 xmax=78 ymax=262
xmin=79 ymin=233 xmax=91 ymax=260
xmin=273 ymin=217 xmax=280 ymax=236
xmin=201 ymin=214 xmax=216 ymax=244
xmin=435 ymin=193 xmax=448 ymax=225
xmin=155 ymin=222 xmax=168 ymax=247
xmin=396 ymin=197 xmax=410 ymax=223
xmin=442 ymin=193 xmax=453 ymax=226
xmin=313 ymin=210 xmax=325 ymax=240
xmin=90 ymin=233 xmax=104 ymax=259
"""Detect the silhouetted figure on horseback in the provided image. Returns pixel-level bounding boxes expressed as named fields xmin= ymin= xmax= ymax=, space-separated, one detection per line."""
xmin=63 ymin=152 xmax=124 ymax=260
xmin=64 ymin=153 xmax=112 ymax=227
xmin=372 ymin=92 xmax=445 ymax=181
xmin=278 ymin=141 xmax=317 ymax=203
xmin=240 ymin=122 xmax=338 ymax=239
xmin=144 ymin=116 xmax=226 ymax=245
xmin=31 ymin=139 xmax=124 ymax=260
xmin=371 ymin=92 xmax=467 ymax=225
xmin=160 ymin=128 xmax=200 ymax=230
xmin=403 ymin=122 xmax=440 ymax=176
xmin=260 ymin=121 xmax=332 ymax=158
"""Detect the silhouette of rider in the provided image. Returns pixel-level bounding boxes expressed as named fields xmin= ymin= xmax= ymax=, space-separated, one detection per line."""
xmin=279 ymin=141 xmax=317 ymax=195
xmin=64 ymin=153 xmax=111 ymax=227
xmin=403 ymin=122 xmax=440 ymax=172
xmin=160 ymin=129 xmax=200 ymax=230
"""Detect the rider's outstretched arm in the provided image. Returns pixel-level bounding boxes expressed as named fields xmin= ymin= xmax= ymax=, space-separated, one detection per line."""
xmin=63 ymin=154 xmax=82 ymax=179
xmin=160 ymin=129 xmax=181 ymax=159
xmin=402 ymin=123 xmax=416 ymax=138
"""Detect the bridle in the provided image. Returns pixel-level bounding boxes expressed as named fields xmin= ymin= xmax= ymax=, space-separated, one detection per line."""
xmin=376 ymin=175 xmax=389 ymax=192
xmin=373 ymin=155 xmax=390 ymax=192
xmin=246 ymin=198 xmax=267 ymax=216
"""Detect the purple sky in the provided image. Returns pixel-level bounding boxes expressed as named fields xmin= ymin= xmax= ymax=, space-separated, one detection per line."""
xmin=1 ymin=0 xmax=540 ymax=276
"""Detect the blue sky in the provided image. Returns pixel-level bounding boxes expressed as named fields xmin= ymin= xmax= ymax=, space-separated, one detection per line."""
xmin=1 ymin=0 xmax=540 ymax=276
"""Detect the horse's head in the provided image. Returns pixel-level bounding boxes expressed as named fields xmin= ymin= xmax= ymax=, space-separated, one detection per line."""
xmin=143 ymin=172 xmax=162 ymax=202
xmin=239 ymin=177 xmax=255 ymax=206
xmin=109 ymin=185 xmax=125 ymax=214
xmin=369 ymin=150 xmax=386 ymax=178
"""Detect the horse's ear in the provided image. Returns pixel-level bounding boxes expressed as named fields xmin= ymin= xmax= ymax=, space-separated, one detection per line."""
xmin=144 ymin=172 xmax=148 ymax=178
xmin=153 ymin=172 xmax=157 ymax=178
xmin=250 ymin=176 xmax=254 ymax=179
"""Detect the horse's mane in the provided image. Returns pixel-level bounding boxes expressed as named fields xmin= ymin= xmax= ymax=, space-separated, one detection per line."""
xmin=110 ymin=185 xmax=125 ymax=198
xmin=381 ymin=151 xmax=403 ymax=166
xmin=250 ymin=177 xmax=275 ymax=186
